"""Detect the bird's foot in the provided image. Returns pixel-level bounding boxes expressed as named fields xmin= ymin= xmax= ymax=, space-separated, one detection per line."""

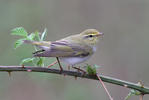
xmin=56 ymin=57 xmax=63 ymax=73
xmin=48 ymin=61 xmax=58 ymax=68
xmin=67 ymin=65 xmax=70 ymax=70
xmin=72 ymin=66 xmax=86 ymax=76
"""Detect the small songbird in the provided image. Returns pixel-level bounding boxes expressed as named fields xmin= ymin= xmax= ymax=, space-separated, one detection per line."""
xmin=24 ymin=29 xmax=103 ymax=71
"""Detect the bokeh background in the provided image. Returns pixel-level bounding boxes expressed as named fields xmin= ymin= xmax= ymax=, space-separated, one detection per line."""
xmin=0 ymin=0 xmax=149 ymax=100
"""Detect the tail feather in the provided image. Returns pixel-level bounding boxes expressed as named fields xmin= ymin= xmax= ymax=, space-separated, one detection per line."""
xmin=23 ymin=40 xmax=41 ymax=45
xmin=23 ymin=40 xmax=51 ymax=50
xmin=23 ymin=40 xmax=52 ymax=57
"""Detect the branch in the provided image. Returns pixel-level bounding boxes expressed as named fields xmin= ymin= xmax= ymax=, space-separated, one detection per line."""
xmin=0 ymin=66 xmax=149 ymax=95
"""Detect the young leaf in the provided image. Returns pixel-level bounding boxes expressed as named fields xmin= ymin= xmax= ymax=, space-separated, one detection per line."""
xmin=124 ymin=92 xmax=133 ymax=100
xmin=14 ymin=38 xmax=26 ymax=49
xmin=37 ymin=58 xmax=44 ymax=67
xmin=130 ymin=89 xmax=141 ymax=95
xmin=34 ymin=31 xmax=41 ymax=41
xmin=124 ymin=89 xmax=141 ymax=100
xmin=27 ymin=33 xmax=36 ymax=40
xmin=11 ymin=27 xmax=28 ymax=37
xmin=86 ymin=64 xmax=96 ymax=75
xmin=20 ymin=58 xmax=35 ymax=65
xmin=41 ymin=28 xmax=47 ymax=41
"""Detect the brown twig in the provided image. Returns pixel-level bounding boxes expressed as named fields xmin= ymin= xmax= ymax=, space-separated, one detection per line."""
xmin=96 ymin=74 xmax=113 ymax=100
xmin=140 ymin=94 xmax=143 ymax=100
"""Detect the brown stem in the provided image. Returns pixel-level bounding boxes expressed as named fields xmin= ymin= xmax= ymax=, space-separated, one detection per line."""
xmin=96 ymin=74 xmax=113 ymax=100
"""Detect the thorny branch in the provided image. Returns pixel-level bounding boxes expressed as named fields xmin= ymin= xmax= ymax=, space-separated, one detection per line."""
xmin=0 ymin=66 xmax=149 ymax=95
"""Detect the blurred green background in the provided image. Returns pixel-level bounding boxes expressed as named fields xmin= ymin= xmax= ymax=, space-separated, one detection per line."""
xmin=0 ymin=0 xmax=149 ymax=100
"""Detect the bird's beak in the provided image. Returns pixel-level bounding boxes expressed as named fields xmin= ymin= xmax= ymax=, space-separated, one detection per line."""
xmin=96 ymin=32 xmax=104 ymax=37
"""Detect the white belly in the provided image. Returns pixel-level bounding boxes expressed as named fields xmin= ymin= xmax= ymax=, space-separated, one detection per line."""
xmin=60 ymin=46 xmax=96 ymax=65
xmin=60 ymin=56 xmax=91 ymax=65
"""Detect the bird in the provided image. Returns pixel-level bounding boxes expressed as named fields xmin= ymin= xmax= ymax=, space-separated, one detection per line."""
xmin=24 ymin=29 xmax=104 ymax=72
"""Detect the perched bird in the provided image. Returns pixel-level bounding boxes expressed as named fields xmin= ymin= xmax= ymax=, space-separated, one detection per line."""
xmin=24 ymin=29 xmax=103 ymax=71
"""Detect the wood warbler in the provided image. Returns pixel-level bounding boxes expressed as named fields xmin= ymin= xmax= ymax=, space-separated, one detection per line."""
xmin=24 ymin=29 xmax=103 ymax=71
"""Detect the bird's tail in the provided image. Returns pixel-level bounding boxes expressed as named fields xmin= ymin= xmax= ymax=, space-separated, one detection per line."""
xmin=23 ymin=40 xmax=32 ymax=44
xmin=23 ymin=40 xmax=40 ymax=45
xmin=23 ymin=40 xmax=51 ymax=50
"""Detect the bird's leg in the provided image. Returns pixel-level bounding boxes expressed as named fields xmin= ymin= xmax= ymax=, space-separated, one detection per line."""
xmin=73 ymin=66 xmax=80 ymax=72
xmin=48 ymin=61 xmax=58 ymax=68
xmin=56 ymin=57 xmax=63 ymax=73
xmin=78 ymin=66 xmax=80 ymax=72
xmin=72 ymin=66 xmax=86 ymax=75
xmin=67 ymin=65 xmax=70 ymax=70
xmin=22 ymin=64 xmax=25 ymax=68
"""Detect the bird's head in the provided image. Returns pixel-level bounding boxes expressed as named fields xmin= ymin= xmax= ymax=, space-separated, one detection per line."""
xmin=80 ymin=29 xmax=103 ymax=46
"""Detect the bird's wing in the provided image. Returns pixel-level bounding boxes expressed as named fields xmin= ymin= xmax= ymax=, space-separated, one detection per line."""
xmin=33 ymin=40 xmax=92 ymax=57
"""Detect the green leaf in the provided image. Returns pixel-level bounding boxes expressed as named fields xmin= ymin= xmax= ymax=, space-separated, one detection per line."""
xmin=124 ymin=92 xmax=133 ymax=100
xmin=27 ymin=33 xmax=36 ymax=40
xmin=124 ymin=89 xmax=141 ymax=100
xmin=86 ymin=64 xmax=96 ymax=75
xmin=37 ymin=58 xmax=44 ymax=67
xmin=41 ymin=28 xmax=47 ymax=41
xmin=34 ymin=31 xmax=41 ymax=41
xmin=14 ymin=38 xmax=25 ymax=49
xmin=20 ymin=58 xmax=35 ymax=65
xmin=11 ymin=27 xmax=28 ymax=37
xmin=130 ymin=89 xmax=141 ymax=95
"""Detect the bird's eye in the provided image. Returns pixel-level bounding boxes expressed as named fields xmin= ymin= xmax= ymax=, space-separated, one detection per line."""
xmin=89 ymin=35 xmax=93 ymax=37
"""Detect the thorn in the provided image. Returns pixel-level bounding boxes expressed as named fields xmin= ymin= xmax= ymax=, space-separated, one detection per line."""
xmin=74 ymin=76 xmax=77 ymax=80
xmin=138 ymin=81 xmax=145 ymax=98
xmin=138 ymin=81 xmax=144 ymax=88
xmin=27 ymin=69 xmax=32 ymax=72
xmin=22 ymin=64 xmax=25 ymax=68
xmin=7 ymin=71 xmax=12 ymax=77
xmin=124 ymin=84 xmax=128 ymax=88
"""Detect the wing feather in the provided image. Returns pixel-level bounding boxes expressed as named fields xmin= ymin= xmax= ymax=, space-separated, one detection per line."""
xmin=33 ymin=40 xmax=92 ymax=57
